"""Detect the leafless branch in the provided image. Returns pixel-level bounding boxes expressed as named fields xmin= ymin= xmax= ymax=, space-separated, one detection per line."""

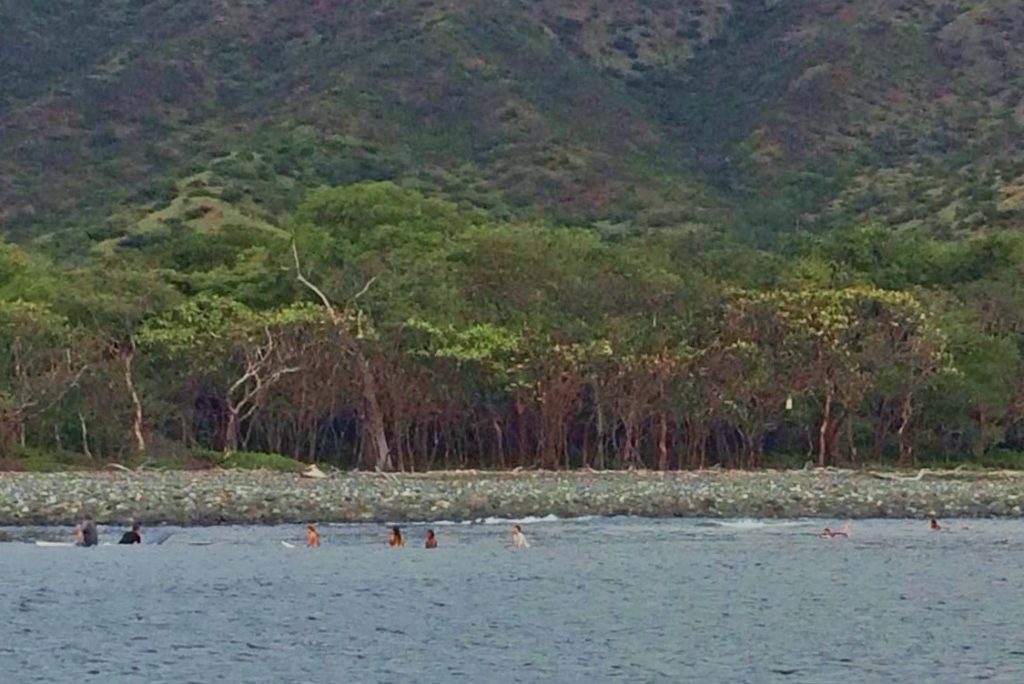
xmin=292 ymin=240 xmax=339 ymax=323
xmin=351 ymin=275 xmax=378 ymax=303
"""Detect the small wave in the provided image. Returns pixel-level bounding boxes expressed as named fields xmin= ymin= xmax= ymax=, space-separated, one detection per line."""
xmin=406 ymin=520 xmax=474 ymax=527
xmin=477 ymin=514 xmax=599 ymax=525
xmin=401 ymin=514 xmax=599 ymax=526
xmin=712 ymin=519 xmax=808 ymax=530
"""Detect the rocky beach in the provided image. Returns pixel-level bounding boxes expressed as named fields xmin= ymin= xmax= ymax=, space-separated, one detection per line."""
xmin=1 ymin=468 xmax=1023 ymax=526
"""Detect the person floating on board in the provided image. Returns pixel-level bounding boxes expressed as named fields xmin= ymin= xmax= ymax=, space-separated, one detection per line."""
xmin=119 ymin=521 xmax=142 ymax=545
xmin=75 ymin=515 xmax=99 ymax=547
xmin=820 ymin=523 xmax=849 ymax=538
xmin=929 ymin=516 xmax=942 ymax=531
xmin=388 ymin=526 xmax=405 ymax=548
xmin=306 ymin=524 xmax=320 ymax=548
xmin=511 ymin=524 xmax=529 ymax=549
xmin=425 ymin=529 xmax=438 ymax=549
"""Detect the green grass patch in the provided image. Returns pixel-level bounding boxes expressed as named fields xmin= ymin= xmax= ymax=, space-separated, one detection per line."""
xmin=218 ymin=450 xmax=307 ymax=473
xmin=925 ymin=450 xmax=1024 ymax=471
xmin=0 ymin=448 xmax=95 ymax=472
xmin=0 ymin=448 xmax=307 ymax=473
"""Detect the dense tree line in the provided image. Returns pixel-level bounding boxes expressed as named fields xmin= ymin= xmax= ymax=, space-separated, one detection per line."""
xmin=3 ymin=182 xmax=1024 ymax=469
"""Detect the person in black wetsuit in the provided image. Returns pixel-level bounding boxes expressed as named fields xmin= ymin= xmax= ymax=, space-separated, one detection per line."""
xmin=119 ymin=521 xmax=142 ymax=545
xmin=75 ymin=516 xmax=99 ymax=547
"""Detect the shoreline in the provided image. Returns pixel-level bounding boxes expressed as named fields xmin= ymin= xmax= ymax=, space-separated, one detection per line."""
xmin=1 ymin=468 xmax=1023 ymax=526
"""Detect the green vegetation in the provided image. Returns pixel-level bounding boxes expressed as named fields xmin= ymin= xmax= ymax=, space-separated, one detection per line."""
xmin=5 ymin=1 xmax=1024 ymax=244
xmin=0 ymin=447 xmax=95 ymax=472
xmin=4 ymin=3 xmax=1024 ymax=470
xmin=0 ymin=446 xmax=306 ymax=472
xmin=217 ymin=451 xmax=307 ymax=473
xmin=3 ymin=182 xmax=1024 ymax=470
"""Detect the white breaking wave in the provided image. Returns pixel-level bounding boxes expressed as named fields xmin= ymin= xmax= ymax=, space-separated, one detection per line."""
xmin=339 ymin=514 xmax=605 ymax=527
xmin=713 ymin=519 xmax=808 ymax=530
xmin=478 ymin=514 xmax=599 ymax=525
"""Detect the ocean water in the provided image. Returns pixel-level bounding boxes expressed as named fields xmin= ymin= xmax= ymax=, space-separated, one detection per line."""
xmin=2 ymin=517 xmax=1022 ymax=683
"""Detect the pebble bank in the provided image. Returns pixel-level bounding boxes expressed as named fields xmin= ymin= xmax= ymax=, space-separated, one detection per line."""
xmin=1 ymin=468 xmax=1023 ymax=526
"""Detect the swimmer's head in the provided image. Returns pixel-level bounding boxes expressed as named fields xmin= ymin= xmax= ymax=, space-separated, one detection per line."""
xmin=426 ymin=529 xmax=435 ymax=539
xmin=513 ymin=524 xmax=522 ymax=533
xmin=131 ymin=521 xmax=140 ymax=532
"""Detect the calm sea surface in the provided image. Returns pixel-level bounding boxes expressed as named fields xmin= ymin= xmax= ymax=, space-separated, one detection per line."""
xmin=2 ymin=517 xmax=1023 ymax=683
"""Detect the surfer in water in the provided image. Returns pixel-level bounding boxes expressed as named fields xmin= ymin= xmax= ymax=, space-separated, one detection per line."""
xmin=388 ymin=526 xmax=405 ymax=548
xmin=119 ymin=521 xmax=142 ymax=544
xmin=306 ymin=524 xmax=320 ymax=548
xmin=425 ymin=529 xmax=438 ymax=549
xmin=511 ymin=524 xmax=529 ymax=549
xmin=929 ymin=516 xmax=942 ymax=531
xmin=820 ymin=523 xmax=849 ymax=538
xmin=75 ymin=515 xmax=99 ymax=547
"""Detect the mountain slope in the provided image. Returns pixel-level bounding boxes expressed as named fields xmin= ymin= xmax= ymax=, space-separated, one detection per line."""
xmin=2 ymin=0 xmax=1024 ymax=246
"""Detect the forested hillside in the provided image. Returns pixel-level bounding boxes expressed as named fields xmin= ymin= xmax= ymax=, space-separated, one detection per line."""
xmin=4 ymin=0 xmax=1024 ymax=243
xmin=3 ymin=1 xmax=1024 ymax=469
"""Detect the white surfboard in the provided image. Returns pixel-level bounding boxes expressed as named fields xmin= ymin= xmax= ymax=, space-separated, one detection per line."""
xmin=35 ymin=541 xmax=124 ymax=547
xmin=145 ymin=530 xmax=174 ymax=546
xmin=281 ymin=541 xmax=296 ymax=548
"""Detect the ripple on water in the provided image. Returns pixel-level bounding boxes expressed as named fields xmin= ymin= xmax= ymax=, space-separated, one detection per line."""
xmin=2 ymin=519 xmax=1024 ymax=683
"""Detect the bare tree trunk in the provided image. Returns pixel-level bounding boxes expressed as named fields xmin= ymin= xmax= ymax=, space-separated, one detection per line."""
xmin=292 ymin=242 xmax=390 ymax=471
xmin=622 ymin=413 xmax=637 ymax=469
xmin=563 ymin=421 xmax=570 ymax=471
xmin=539 ymin=394 xmax=554 ymax=469
xmin=685 ymin=416 xmax=707 ymax=470
xmin=224 ymin=410 xmax=240 ymax=452
xmin=405 ymin=428 xmax=416 ymax=472
xmin=872 ymin=398 xmax=889 ymax=464
xmin=241 ymin=407 xmax=261 ymax=451
xmin=744 ymin=428 xmax=764 ymax=470
xmin=847 ymin=417 xmax=858 ymax=467
xmin=492 ymin=417 xmax=505 ymax=469
xmin=428 ymin=423 xmax=441 ymax=470
xmin=714 ymin=425 xmax=729 ymax=468
xmin=657 ymin=413 xmax=668 ymax=471
xmin=356 ymin=352 xmax=391 ymax=471
xmin=78 ymin=412 xmax=92 ymax=459
xmin=974 ymin=405 xmax=987 ymax=460
xmin=818 ymin=386 xmax=833 ymax=468
xmin=392 ymin=417 xmax=405 ymax=472
xmin=897 ymin=394 xmax=913 ymax=467
xmin=684 ymin=416 xmax=696 ymax=469
xmin=122 ymin=341 xmax=146 ymax=455
xmin=514 ymin=397 xmax=528 ymax=464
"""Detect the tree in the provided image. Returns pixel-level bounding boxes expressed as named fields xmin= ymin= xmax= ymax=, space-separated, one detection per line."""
xmin=0 ymin=301 xmax=91 ymax=451
xmin=139 ymin=296 xmax=306 ymax=452
xmin=54 ymin=263 xmax=182 ymax=457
